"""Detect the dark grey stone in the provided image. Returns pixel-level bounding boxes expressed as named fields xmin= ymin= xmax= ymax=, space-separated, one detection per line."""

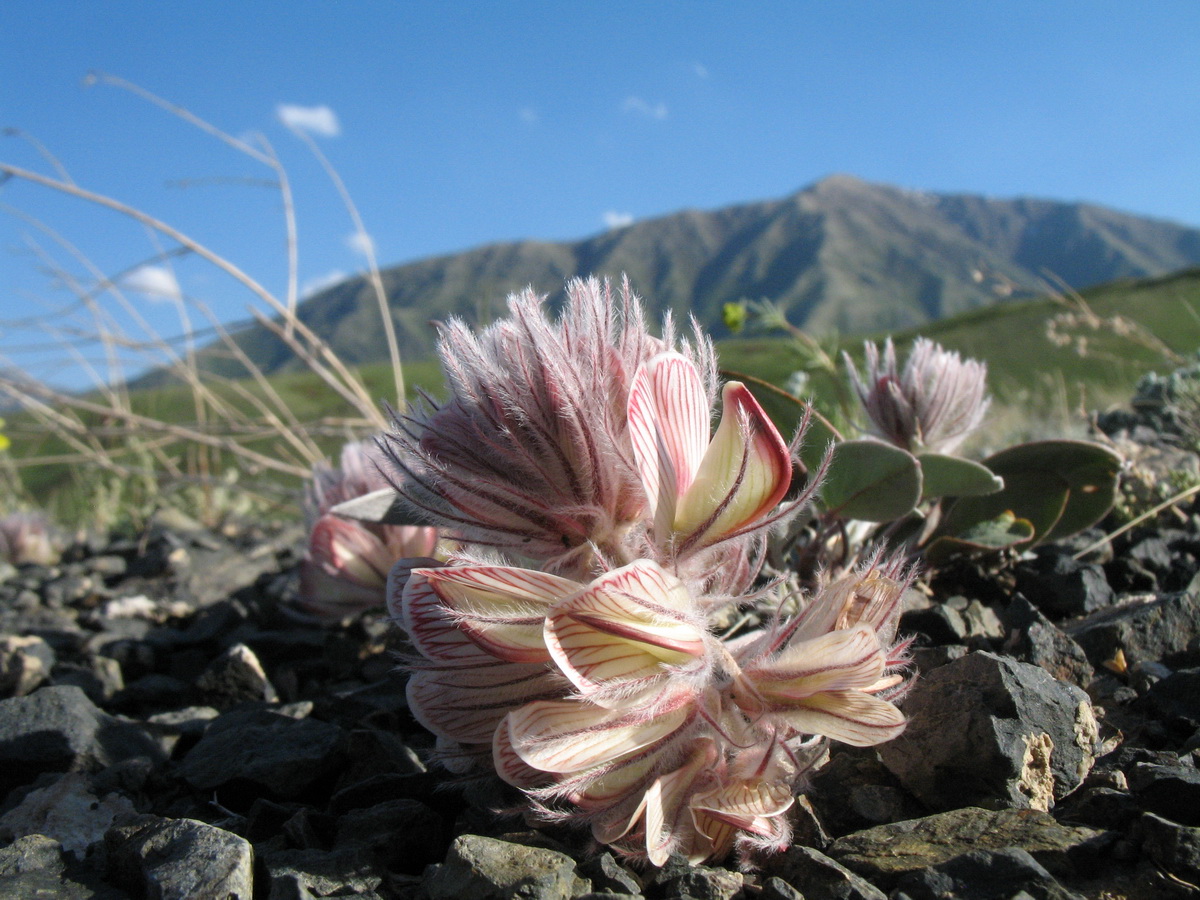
xmin=878 ymin=652 xmax=1098 ymax=811
xmin=193 ymin=642 xmax=278 ymax=709
xmin=422 ymin=834 xmax=585 ymax=900
xmin=826 ymin=807 xmax=1105 ymax=889
xmin=660 ymin=866 xmax=744 ymax=900
xmin=760 ymin=845 xmax=886 ymax=900
xmin=892 ymin=847 xmax=1085 ymax=900
xmin=760 ymin=876 xmax=806 ymax=900
xmin=808 ymin=750 xmax=922 ymax=837
xmin=105 ymin=815 xmax=253 ymax=900
xmin=0 ymin=634 xmax=56 ymax=696
xmin=1139 ymin=811 xmax=1200 ymax=884
xmin=1145 ymin=667 xmax=1200 ymax=723
xmin=1053 ymin=786 xmax=1141 ymax=830
xmin=333 ymin=798 xmax=444 ymax=873
xmin=1014 ymin=548 xmax=1113 ymax=619
xmin=0 ymin=833 xmax=126 ymax=899
xmin=1128 ymin=763 xmax=1200 ymax=826
xmin=1002 ymin=594 xmax=1095 ymax=688
xmin=53 ymin=655 xmax=125 ymax=704
xmin=1067 ymin=589 xmax=1200 ymax=670
xmin=180 ymin=706 xmax=346 ymax=800
xmin=577 ymin=851 xmax=643 ymax=896
xmin=0 ymin=685 xmax=163 ymax=796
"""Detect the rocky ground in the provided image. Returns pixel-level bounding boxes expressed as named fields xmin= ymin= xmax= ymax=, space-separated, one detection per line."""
xmin=3 ymin=408 xmax=1200 ymax=899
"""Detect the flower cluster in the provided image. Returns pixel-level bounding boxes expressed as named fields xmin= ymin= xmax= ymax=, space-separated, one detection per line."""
xmin=845 ymin=337 xmax=990 ymax=455
xmin=383 ymin=278 xmax=911 ymax=866
xmin=297 ymin=440 xmax=439 ymax=620
xmin=0 ymin=512 xmax=58 ymax=566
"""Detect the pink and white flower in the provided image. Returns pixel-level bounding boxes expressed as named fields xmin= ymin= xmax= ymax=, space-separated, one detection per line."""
xmin=845 ymin=337 xmax=990 ymax=454
xmin=298 ymin=440 xmax=439 ymax=620
xmin=384 ymin=278 xmax=913 ymax=868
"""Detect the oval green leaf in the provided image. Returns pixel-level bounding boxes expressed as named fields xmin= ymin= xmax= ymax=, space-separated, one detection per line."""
xmin=917 ymin=453 xmax=1003 ymax=501
xmin=821 ymin=438 xmax=922 ymax=522
xmin=933 ymin=439 xmax=1118 ymax=550
xmin=924 ymin=511 xmax=1037 ymax=564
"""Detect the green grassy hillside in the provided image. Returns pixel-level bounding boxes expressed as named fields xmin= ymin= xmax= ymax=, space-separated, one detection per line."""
xmin=720 ymin=267 xmax=1200 ymax=423
xmin=6 ymin=269 xmax=1200 ymax=526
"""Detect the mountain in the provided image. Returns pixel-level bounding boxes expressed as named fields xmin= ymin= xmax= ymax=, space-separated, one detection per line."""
xmin=219 ymin=174 xmax=1200 ymax=376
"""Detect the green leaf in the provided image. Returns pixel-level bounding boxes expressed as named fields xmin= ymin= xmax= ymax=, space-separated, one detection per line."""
xmin=935 ymin=439 xmax=1120 ymax=549
xmin=917 ymin=453 xmax=1003 ymax=501
xmin=924 ymin=511 xmax=1037 ymax=563
xmin=821 ymin=438 xmax=922 ymax=522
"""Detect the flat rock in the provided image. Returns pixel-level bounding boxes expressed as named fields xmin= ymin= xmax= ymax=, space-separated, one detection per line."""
xmin=760 ymin=844 xmax=886 ymax=900
xmin=422 ymin=834 xmax=586 ymax=900
xmin=180 ymin=706 xmax=346 ymax=800
xmin=0 ymin=685 xmax=163 ymax=796
xmin=1127 ymin=763 xmax=1200 ymax=826
xmin=1139 ymin=812 xmax=1200 ymax=884
xmin=1002 ymin=595 xmax=1095 ymax=689
xmin=892 ymin=847 xmax=1085 ymax=900
xmin=0 ymin=833 xmax=126 ymax=900
xmin=260 ymin=846 xmax=384 ymax=897
xmin=0 ymin=634 xmax=56 ymax=696
xmin=878 ymin=652 xmax=1098 ymax=811
xmin=826 ymin=807 xmax=1105 ymax=889
xmin=106 ymin=815 xmax=254 ymax=900
xmin=0 ymin=771 xmax=137 ymax=857
xmin=333 ymin=798 xmax=445 ymax=873
xmin=1067 ymin=589 xmax=1200 ymax=670
xmin=1014 ymin=547 xmax=1114 ymax=619
xmin=194 ymin=642 xmax=278 ymax=709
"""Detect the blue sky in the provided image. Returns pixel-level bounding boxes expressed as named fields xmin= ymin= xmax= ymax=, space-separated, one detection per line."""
xmin=3 ymin=1 xmax=1200 ymax=386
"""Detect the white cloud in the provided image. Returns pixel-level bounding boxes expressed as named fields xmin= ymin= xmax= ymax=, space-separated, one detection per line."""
xmin=693 ymin=62 xmax=709 ymax=79
xmin=345 ymin=231 xmax=375 ymax=257
xmin=621 ymin=96 xmax=668 ymax=120
xmin=603 ymin=210 xmax=634 ymax=230
xmin=121 ymin=266 xmax=181 ymax=302
xmin=300 ymin=270 xmax=348 ymax=299
xmin=519 ymin=107 xmax=539 ymax=125
xmin=276 ymin=103 xmax=341 ymax=137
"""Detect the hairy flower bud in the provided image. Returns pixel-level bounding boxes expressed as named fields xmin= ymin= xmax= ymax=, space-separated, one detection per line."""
xmin=846 ymin=337 xmax=990 ymax=454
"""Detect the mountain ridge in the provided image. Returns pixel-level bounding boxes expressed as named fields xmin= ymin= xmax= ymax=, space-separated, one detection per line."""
xmin=216 ymin=174 xmax=1200 ymax=378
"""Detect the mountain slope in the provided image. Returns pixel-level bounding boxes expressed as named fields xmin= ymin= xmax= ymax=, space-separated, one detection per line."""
xmin=220 ymin=174 xmax=1200 ymax=376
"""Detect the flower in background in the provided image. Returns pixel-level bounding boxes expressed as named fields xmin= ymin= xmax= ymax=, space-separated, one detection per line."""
xmin=0 ymin=512 xmax=58 ymax=566
xmin=298 ymin=440 xmax=439 ymax=620
xmin=845 ymin=337 xmax=990 ymax=454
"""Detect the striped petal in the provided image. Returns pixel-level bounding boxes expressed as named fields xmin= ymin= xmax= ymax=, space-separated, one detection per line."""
xmin=545 ymin=560 xmax=706 ymax=698
xmin=493 ymin=713 xmax=556 ymax=789
xmin=398 ymin=568 xmax=485 ymax=661
xmin=628 ymin=352 xmax=710 ymax=537
xmin=674 ymin=381 xmax=791 ymax=546
xmin=506 ymin=691 xmax=693 ymax=774
xmin=643 ymin=740 xmax=717 ymax=865
xmin=424 ymin=565 xmax=581 ymax=663
xmin=407 ymin=661 xmax=560 ymax=744
xmin=742 ymin=625 xmax=886 ymax=703
xmin=307 ymin=516 xmax=392 ymax=591
xmin=690 ymin=779 xmax=794 ymax=836
xmin=774 ymin=690 xmax=907 ymax=747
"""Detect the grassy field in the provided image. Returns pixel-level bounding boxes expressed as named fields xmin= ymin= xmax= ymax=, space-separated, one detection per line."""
xmin=5 ymin=268 xmax=1200 ymax=526
xmin=719 ymin=267 xmax=1200 ymax=448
